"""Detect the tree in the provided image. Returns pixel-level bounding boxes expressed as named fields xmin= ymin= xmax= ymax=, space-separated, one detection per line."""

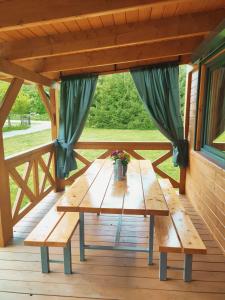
xmin=11 ymin=90 xmax=31 ymax=115
xmin=0 ymin=81 xmax=10 ymax=102
xmin=87 ymin=73 xmax=155 ymax=129
xmin=87 ymin=66 xmax=187 ymax=129
xmin=22 ymin=85 xmax=46 ymax=114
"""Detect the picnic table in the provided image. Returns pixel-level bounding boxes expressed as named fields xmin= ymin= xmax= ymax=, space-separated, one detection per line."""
xmin=57 ymin=159 xmax=169 ymax=264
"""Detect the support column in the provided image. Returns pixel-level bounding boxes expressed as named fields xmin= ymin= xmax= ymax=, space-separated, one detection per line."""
xmin=0 ymin=132 xmax=13 ymax=246
xmin=50 ymin=87 xmax=65 ymax=192
xmin=179 ymin=70 xmax=192 ymax=195
xmin=0 ymin=78 xmax=23 ymax=246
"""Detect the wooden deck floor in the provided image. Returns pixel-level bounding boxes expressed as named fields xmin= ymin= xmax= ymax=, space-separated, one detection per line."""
xmin=0 ymin=192 xmax=224 ymax=300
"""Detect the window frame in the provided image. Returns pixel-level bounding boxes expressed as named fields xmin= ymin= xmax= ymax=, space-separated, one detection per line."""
xmin=196 ymin=50 xmax=225 ymax=168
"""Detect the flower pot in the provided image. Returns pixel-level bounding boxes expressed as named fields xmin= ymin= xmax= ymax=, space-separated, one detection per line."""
xmin=122 ymin=164 xmax=127 ymax=177
xmin=114 ymin=159 xmax=123 ymax=181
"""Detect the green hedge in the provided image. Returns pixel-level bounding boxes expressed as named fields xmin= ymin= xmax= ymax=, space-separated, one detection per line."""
xmin=86 ymin=73 xmax=156 ymax=129
xmin=87 ymin=67 xmax=186 ymax=130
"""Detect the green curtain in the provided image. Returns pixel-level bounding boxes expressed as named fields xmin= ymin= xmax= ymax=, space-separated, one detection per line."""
xmin=56 ymin=74 xmax=98 ymax=178
xmin=130 ymin=63 xmax=188 ymax=168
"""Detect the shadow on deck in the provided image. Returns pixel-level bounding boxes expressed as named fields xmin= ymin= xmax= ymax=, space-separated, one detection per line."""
xmin=0 ymin=192 xmax=224 ymax=300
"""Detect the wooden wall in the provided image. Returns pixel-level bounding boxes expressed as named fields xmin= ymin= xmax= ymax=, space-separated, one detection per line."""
xmin=185 ymin=69 xmax=225 ymax=253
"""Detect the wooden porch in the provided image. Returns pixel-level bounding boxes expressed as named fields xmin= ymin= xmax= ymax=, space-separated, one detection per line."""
xmin=0 ymin=190 xmax=224 ymax=300
xmin=0 ymin=1 xmax=225 ymax=299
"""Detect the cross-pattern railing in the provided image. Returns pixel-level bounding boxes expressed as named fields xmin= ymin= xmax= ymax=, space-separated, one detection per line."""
xmin=5 ymin=141 xmax=181 ymax=226
xmin=5 ymin=143 xmax=56 ymax=225
xmin=63 ymin=141 xmax=179 ymax=188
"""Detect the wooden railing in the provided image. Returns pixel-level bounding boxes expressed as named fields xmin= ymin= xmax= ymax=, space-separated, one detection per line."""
xmin=5 ymin=142 xmax=56 ymax=225
xmin=5 ymin=141 xmax=181 ymax=226
xmin=63 ymin=141 xmax=179 ymax=188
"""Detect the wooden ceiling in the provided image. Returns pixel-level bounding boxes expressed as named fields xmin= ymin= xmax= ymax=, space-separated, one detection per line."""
xmin=0 ymin=0 xmax=224 ymax=85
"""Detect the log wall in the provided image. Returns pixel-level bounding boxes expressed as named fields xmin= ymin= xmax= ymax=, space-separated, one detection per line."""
xmin=186 ymin=69 xmax=225 ymax=253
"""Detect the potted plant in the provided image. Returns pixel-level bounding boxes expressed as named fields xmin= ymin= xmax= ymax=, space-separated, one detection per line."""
xmin=111 ymin=150 xmax=130 ymax=180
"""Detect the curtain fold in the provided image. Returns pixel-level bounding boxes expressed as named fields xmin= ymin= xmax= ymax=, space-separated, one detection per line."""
xmin=130 ymin=63 xmax=188 ymax=168
xmin=56 ymin=75 xmax=98 ymax=178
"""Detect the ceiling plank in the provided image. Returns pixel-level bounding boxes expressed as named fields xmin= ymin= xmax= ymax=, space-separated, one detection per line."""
xmin=1 ymin=10 xmax=223 ymax=61
xmin=0 ymin=59 xmax=54 ymax=86
xmin=18 ymin=37 xmax=202 ymax=73
xmin=0 ymin=0 xmax=187 ymax=32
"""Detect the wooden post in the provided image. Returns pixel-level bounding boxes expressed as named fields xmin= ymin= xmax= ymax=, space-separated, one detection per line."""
xmin=49 ymin=87 xmax=65 ymax=192
xmin=0 ymin=132 xmax=13 ymax=246
xmin=0 ymin=78 xmax=23 ymax=246
xmin=179 ymin=70 xmax=192 ymax=195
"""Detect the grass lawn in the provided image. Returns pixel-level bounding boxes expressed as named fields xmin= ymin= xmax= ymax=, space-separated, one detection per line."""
xmin=3 ymin=124 xmax=30 ymax=132
xmin=4 ymin=128 xmax=179 ymax=206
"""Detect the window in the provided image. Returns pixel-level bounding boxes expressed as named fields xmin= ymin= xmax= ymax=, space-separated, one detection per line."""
xmin=201 ymin=52 xmax=225 ymax=167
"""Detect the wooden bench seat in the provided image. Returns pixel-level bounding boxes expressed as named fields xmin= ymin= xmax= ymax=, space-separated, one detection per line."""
xmin=24 ymin=204 xmax=79 ymax=274
xmin=155 ymin=179 xmax=207 ymax=282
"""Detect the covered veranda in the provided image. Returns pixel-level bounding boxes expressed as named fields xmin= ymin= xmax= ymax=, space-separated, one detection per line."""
xmin=0 ymin=1 xmax=225 ymax=299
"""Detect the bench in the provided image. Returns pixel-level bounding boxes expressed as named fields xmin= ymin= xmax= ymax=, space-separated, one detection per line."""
xmin=24 ymin=204 xmax=79 ymax=274
xmin=155 ymin=179 xmax=207 ymax=282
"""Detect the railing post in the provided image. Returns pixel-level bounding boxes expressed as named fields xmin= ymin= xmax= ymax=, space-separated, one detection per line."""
xmin=179 ymin=167 xmax=186 ymax=194
xmin=0 ymin=131 xmax=13 ymax=246
xmin=50 ymin=87 xmax=65 ymax=192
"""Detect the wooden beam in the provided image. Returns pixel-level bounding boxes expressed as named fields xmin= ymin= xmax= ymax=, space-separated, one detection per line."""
xmin=0 ymin=78 xmax=23 ymax=128
xmin=45 ymin=55 xmax=191 ymax=80
xmin=36 ymin=85 xmax=54 ymax=122
xmin=19 ymin=37 xmax=202 ymax=73
xmin=0 ymin=0 xmax=186 ymax=32
xmin=1 ymin=10 xmax=223 ymax=61
xmin=0 ymin=58 xmax=54 ymax=86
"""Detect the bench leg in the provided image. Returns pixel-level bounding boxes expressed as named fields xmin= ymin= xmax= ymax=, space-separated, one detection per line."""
xmin=79 ymin=212 xmax=85 ymax=261
xmin=184 ymin=254 xmax=192 ymax=282
xmin=159 ymin=252 xmax=167 ymax=281
xmin=148 ymin=215 xmax=154 ymax=265
xmin=40 ymin=246 xmax=49 ymax=273
xmin=63 ymin=241 xmax=72 ymax=274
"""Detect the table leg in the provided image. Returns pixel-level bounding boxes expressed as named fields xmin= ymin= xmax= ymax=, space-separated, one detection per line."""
xmin=148 ymin=215 xmax=154 ymax=265
xmin=79 ymin=212 xmax=85 ymax=261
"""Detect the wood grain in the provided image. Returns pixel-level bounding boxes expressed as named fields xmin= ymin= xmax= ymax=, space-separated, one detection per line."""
xmin=159 ymin=179 xmax=207 ymax=254
xmin=123 ymin=160 xmax=146 ymax=215
xmin=46 ymin=212 xmax=79 ymax=247
xmin=57 ymin=160 xmax=105 ymax=212
xmin=140 ymin=160 xmax=169 ymax=216
xmin=155 ymin=215 xmax=182 ymax=253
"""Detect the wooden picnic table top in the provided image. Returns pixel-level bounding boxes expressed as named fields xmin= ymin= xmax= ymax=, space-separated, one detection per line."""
xmin=57 ymin=159 xmax=169 ymax=216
